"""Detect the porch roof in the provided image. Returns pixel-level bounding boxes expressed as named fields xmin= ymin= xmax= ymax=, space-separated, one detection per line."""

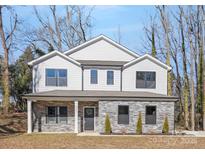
xmin=23 ymin=90 xmax=178 ymax=102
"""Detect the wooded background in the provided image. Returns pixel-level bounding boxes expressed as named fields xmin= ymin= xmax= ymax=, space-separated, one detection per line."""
xmin=0 ymin=5 xmax=205 ymax=131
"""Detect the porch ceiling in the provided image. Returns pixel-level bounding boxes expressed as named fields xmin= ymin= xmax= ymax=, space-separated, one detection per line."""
xmin=22 ymin=90 xmax=178 ymax=102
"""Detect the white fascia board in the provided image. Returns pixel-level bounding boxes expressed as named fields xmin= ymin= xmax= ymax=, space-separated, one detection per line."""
xmin=28 ymin=50 xmax=81 ymax=66
xmin=123 ymin=54 xmax=172 ymax=71
xmin=64 ymin=35 xmax=139 ymax=58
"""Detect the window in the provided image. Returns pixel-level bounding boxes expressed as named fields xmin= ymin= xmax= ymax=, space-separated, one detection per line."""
xmin=145 ymin=106 xmax=156 ymax=124
xmin=118 ymin=105 xmax=129 ymax=124
xmin=59 ymin=106 xmax=68 ymax=124
xmin=46 ymin=106 xmax=68 ymax=124
xmin=46 ymin=69 xmax=67 ymax=87
xmin=47 ymin=106 xmax=57 ymax=124
xmin=107 ymin=71 xmax=114 ymax=85
xmin=90 ymin=69 xmax=98 ymax=84
xmin=136 ymin=71 xmax=156 ymax=88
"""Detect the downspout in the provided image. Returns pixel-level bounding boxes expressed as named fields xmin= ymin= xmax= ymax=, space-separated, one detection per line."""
xmin=120 ymin=67 xmax=122 ymax=91
xmin=82 ymin=66 xmax=84 ymax=91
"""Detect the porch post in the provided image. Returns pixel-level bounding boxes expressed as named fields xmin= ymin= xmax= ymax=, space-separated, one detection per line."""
xmin=74 ymin=100 xmax=78 ymax=133
xmin=27 ymin=100 xmax=32 ymax=134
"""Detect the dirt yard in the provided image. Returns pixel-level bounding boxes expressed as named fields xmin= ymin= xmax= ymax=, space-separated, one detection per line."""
xmin=0 ymin=133 xmax=205 ymax=149
xmin=0 ymin=112 xmax=27 ymax=136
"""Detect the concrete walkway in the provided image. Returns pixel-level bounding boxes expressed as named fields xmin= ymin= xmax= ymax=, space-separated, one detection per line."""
xmin=178 ymin=130 xmax=205 ymax=137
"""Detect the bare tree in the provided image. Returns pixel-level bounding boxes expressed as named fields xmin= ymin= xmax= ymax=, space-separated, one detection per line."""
xmin=186 ymin=6 xmax=196 ymax=131
xmin=32 ymin=6 xmax=93 ymax=52
xmin=157 ymin=6 xmax=172 ymax=96
xmin=0 ymin=6 xmax=18 ymax=114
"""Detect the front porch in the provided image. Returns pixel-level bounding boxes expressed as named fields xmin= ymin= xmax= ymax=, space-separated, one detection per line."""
xmin=24 ymin=90 xmax=178 ymax=134
xmin=27 ymin=100 xmax=99 ymax=133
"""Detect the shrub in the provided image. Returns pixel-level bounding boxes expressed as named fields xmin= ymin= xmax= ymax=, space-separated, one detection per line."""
xmin=104 ymin=113 xmax=112 ymax=134
xmin=136 ymin=112 xmax=142 ymax=135
xmin=162 ymin=115 xmax=169 ymax=134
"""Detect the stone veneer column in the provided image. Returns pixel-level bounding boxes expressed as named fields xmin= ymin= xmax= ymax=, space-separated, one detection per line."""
xmin=74 ymin=100 xmax=78 ymax=133
xmin=27 ymin=100 xmax=32 ymax=133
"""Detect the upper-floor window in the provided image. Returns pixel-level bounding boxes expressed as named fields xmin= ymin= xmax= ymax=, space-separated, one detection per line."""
xmin=90 ymin=69 xmax=98 ymax=84
xmin=107 ymin=70 xmax=114 ymax=85
xmin=46 ymin=69 xmax=67 ymax=87
xmin=136 ymin=71 xmax=156 ymax=88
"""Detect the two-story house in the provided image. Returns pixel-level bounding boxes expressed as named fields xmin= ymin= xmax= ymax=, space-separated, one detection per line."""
xmin=23 ymin=35 xmax=178 ymax=134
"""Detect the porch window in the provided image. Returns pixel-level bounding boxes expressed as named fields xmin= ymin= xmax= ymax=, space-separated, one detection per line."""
xmin=118 ymin=105 xmax=129 ymax=124
xmin=46 ymin=106 xmax=68 ymax=124
xmin=136 ymin=71 xmax=156 ymax=88
xmin=46 ymin=69 xmax=67 ymax=87
xmin=107 ymin=70 xmax=114 ymax=85
xmin=90 ymin=69 xmax=98 ymax=84
xmin=145 ymin=106 xmax=156 ymax=124
xmin=59 ymin=106 xmax=68 ymax=124
xmin=47 ymin=106 xmax=57 ymax=124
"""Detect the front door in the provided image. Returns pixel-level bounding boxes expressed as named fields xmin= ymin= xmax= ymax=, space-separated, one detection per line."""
xmin=84 ymin=107 xmax=95 ymax=131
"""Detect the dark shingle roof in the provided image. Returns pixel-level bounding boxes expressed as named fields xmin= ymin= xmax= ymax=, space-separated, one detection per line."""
xmin=23 ymin=90 xmax=178 ymax=102
xmin=77 ymin=60 xmax=128 ymax=66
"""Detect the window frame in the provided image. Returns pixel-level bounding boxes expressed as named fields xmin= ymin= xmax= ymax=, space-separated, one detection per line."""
xmin=45 ymin=68 xmax=67 ymax=87
xmin=145 ymin=105 xmax=157 ymax=125
xmin=46 ymin=106 xmax=68 ymax=124
xmin=118 ymin=105 xmax=129 ymax=125
xmin=46 ymin=106 xmax=58 ymax=124
xmin=136 ymin=71 xmax=156 ymax=89
xmin=107 ymin=70 xmax=114 ymax=85
xmin=90 ymin=69 xmax=98 ymax=84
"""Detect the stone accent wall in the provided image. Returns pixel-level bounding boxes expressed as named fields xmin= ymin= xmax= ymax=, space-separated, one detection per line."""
xmin=32 ymin=100 xmax=174 ymax=134
xmin=98 ymin=101 xmax=175 ymax=134
xmin=32 ymin=101 xmax=98 ymax=133
xmin=32 ymin=101 xmax=78 ymax=132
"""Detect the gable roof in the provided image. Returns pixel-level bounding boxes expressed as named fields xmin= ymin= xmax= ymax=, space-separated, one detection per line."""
xmin=123 ymin=54 xmax=172 ymax=71
xmin=28 ymin=50 xmax=81 ymax=66
xmin=64 ymin=35 xmax=139 ymax=58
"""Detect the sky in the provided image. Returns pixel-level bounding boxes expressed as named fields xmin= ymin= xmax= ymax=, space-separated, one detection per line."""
xmin=1 ymin=5 xmax=157 ymax=61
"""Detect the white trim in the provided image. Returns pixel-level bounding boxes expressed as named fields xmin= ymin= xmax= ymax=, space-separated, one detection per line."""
xmin=74 ymin=100 xmax=78 ymax=133
xmin=123 ymin=54 xmax=172 ymax=71
xmin=64 ymin=35 xmax=139 ymax=58
xmin=27 ymin=100 xmax=32 ymax=133
xmin=28 ymin=50 xmax=81 ymax=66
xmin=83 ymin=106 xmax=96 ymax=132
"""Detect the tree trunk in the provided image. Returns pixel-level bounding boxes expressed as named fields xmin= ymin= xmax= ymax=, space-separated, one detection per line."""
xmin=202 ymin=6 xmax=205 ymax=131
xmin=0 ymin=6 xmax=10 ymax=114
xmin=188 ymin=27 xmax=195 ymax=131
xmin=151 ymin=27 xmax=156 ymax=57
xmin=179 ymin=7 xmax=190 ymax=129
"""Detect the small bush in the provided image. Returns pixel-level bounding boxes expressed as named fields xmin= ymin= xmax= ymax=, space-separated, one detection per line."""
xmin=136 ymin=112 xmax=142 ymax=135
xmin=162 ymin=115 xmax=169 ymax=134
xmin=104 ymin=113 xmax=112 ymax=134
